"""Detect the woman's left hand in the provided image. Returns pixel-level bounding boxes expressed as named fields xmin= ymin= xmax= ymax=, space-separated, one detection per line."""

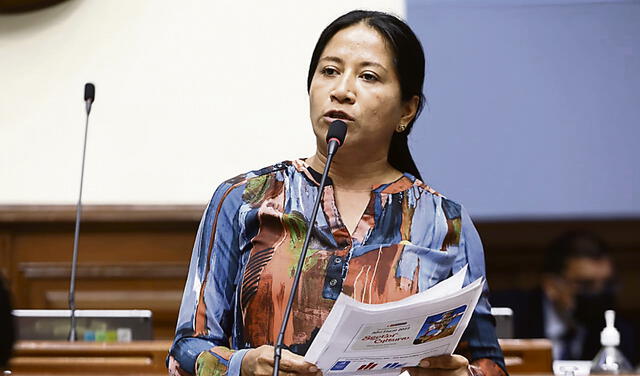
xmin=402 ymin=354 xmax=470 ymax=376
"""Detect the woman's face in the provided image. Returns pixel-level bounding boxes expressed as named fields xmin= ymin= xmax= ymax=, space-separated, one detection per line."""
xmin=309 ymin=23 xmax=416 ymax=154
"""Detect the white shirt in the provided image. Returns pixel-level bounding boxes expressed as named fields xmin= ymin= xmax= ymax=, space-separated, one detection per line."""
xmin=543 ymin=295 xmax=586 ymax=360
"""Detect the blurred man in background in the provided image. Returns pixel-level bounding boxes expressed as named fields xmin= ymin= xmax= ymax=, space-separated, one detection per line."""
xmin=492 ymin=231 xmax=636 ymax=363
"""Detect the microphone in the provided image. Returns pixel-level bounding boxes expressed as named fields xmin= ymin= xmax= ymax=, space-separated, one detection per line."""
xmin=273 ymin=120 xmax=347 ymax=376
xmin=84 ymin=83 xmax=95 ymax=114
xmin=325 ymin=119 xmax=347 ymax=156
xmin=68 ymin=82 xmax=96 ymax=341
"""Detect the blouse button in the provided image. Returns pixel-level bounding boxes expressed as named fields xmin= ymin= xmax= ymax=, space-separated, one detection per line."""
xmin=334 ymin=257 xmax=342 ymax=264
xmin=329 ymin=279 xmax=338 ymax=287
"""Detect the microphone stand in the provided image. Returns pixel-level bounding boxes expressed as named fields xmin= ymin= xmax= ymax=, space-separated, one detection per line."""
xmin=68 ymin=97 xmax=92 ymax=341
xmin=272 ymin=139 xmax=342 ymax=376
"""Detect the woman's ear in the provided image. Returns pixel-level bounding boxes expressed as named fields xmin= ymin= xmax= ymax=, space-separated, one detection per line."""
xmin=399 ymin=95 xmax=420 ymax=128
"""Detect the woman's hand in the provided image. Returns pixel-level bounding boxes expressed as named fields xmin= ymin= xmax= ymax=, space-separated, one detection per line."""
xmin=402 ymin=355 xmax=471 ymax=376
xmin=241 ymin=345 xmax=321 ymax=376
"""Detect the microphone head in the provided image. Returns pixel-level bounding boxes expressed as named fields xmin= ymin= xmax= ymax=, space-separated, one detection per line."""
xmin=325 ymin=120 xmax=347 ymax=146
xmin=84 ymin=83 xmax=95 ymax=102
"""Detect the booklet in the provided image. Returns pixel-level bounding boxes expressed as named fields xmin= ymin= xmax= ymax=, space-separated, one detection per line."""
xmin=304 ymin=265 xmax=483 ymax=376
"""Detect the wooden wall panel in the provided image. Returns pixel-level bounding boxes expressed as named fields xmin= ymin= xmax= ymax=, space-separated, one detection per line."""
xmin=1 ymin=206 xmax=639 ymax=341
xmin=1 ymin=205 xmax=201 ymax=340
xmin=478 ymin=219 xmax=640 ymax=318
xmin=0 ymin=232 xmax=11 ymax=282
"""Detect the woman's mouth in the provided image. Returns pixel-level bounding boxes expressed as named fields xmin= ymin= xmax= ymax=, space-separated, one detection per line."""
xmin=323 ymin=110 xmax=355 ymax=122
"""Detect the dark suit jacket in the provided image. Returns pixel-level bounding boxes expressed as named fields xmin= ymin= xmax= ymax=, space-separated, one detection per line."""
xmin=491 ymin=288 xmax=637 ymax=364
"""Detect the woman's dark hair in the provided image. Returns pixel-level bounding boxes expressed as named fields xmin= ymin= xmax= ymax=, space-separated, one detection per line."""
xmin=307 ymin=10 xmax=426 ymax=181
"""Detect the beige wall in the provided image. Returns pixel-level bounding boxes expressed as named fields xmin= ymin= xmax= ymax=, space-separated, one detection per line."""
xmin=0 ymin=0 xmax=404 ymax=204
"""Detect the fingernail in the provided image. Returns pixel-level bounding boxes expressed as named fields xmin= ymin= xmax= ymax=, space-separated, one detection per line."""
xmin=419 ymin=360 xmax=430 ymax=368
xmin=309 ymin=365 xmax=318 ymax=372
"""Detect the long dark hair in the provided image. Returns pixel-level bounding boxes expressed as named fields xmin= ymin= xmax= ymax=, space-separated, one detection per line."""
xmin=307 ymin=10 xmax=426 ymax=181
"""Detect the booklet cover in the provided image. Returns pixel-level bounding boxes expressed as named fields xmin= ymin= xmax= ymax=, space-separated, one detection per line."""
xmin=304 ymin=265 xmax=483 ymax=376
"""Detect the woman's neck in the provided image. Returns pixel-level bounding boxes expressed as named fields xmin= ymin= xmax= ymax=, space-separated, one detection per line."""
xmin=306 ymin=150 xmax=403 ymax=191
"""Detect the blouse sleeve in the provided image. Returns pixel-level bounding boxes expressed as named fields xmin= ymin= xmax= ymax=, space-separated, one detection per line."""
xmin=452 ymin=206 xmax=508 ymax=376
xmin=168 ymin=181 xmax=249 ymax=376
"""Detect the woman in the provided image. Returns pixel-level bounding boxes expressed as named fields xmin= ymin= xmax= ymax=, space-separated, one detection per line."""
xmin=169 ymin=10 xmax=506 ymax=376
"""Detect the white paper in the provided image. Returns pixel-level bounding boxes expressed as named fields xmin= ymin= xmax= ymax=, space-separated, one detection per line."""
xmin=305 ymin=265 xmax=483 ymax=376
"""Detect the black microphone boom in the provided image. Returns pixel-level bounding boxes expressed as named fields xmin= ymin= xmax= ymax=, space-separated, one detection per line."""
xmin=68 ymin=82 xmax=95 ymax=341
xmin=273 ymin=120 xmax=347 ymax=376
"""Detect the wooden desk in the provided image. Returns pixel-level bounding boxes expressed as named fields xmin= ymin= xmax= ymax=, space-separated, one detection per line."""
xmin=8 ymin=339 xmax=552 ymax=376
xmin=500 ymin=339 xmax=552 ymax=374
xmin=9 ymin=340 xmax=172 ymax=375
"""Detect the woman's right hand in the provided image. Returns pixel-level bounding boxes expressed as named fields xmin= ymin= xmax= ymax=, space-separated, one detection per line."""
xmin=241 ymin=345 xmax=321 ymax=376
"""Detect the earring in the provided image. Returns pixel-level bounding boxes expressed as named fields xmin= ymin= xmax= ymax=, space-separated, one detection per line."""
xmin=396 ymin=124 xmax=407 ymax=133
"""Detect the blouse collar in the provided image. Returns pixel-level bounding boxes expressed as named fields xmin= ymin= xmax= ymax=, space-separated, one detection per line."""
xmin=292 ymin=158 xmax=420 ymax=195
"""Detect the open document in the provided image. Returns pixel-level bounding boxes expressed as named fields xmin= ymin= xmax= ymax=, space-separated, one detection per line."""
xmin=305 ymin=265 xmax=483 ymax=376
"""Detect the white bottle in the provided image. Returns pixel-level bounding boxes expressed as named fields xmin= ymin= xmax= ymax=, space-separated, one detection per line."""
xmin=590 ymin=310 xmax=632 ymax=374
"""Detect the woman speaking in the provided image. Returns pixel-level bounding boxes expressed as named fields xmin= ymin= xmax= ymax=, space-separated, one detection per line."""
xmin=168 ymin=10 xmax=506 ymax=376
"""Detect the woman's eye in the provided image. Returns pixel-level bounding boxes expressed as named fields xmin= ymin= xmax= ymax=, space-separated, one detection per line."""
xmin=361 ymin=72 xmax=379 ymax=82
xmin=321 ymin=67 xmax=338 ymax=76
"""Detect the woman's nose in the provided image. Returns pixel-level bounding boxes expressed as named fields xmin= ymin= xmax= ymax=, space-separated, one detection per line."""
xmin=330 ymin=75 xmax=355 ymax=104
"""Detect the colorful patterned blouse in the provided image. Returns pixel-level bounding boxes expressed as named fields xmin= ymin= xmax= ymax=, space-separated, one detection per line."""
xmin=168 ymin=160 xmax=506 ymax=376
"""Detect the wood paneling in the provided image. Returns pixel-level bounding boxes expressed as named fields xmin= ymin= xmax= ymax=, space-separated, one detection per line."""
xmin=1 ymin=205 xmax=201 ymax=340
xmin=9 ymin=340 xmax=171 ymax=375
xmin=0 ymin=232 xmax=12 ymax=282
xmin=500 ymin=339 xmax=552 ymax=374
xmin=1 ymin=205 xmax=639 ymax=341
xmin=477 ymin=219 xmax=640 ymax=317
xmin=7 ymin=339 xmax=548 ymax=375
